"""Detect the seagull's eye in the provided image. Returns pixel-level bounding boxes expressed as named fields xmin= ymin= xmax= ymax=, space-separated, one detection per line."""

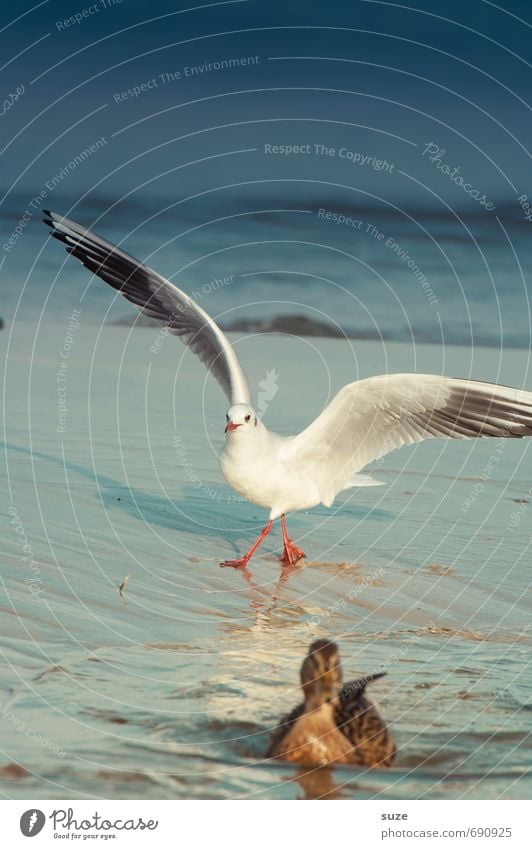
xmin=245 ymin=414 xmax=251 ymax=422
xmin=225 ymin=414 xmax=229 ymax=421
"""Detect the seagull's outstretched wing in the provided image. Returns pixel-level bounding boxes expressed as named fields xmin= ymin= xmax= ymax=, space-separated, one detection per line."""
xmin=282 ymin=373 xmax=532 ymax=506
xmin=43 ymin=210 xmax=250 ymax=406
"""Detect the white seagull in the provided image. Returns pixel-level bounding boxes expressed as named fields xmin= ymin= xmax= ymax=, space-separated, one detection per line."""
xmin=44 ymin=211 xmax=532 ymax=568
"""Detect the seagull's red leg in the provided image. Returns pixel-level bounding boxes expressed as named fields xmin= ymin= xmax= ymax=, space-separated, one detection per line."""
xmin=221 ymin=520 xmax=273 ymax=569
xmin=280 ymin=514 xmax=306 ymax=565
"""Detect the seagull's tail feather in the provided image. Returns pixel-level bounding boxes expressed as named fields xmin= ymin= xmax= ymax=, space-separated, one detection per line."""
xmin=345 ymin=474 xmax=386 ymax=488
xmin=340 ymin=671 xmax=387 ymax=700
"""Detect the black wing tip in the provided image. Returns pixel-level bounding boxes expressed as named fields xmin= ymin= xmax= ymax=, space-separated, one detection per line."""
xmin=43 ymin=211 xmax=65 ymax=234
xmin=43 ymin=210 xmax=75 ymax=233
xmin=48 ymin=231 xmax=70 ymax=245
xmin=42 ymin=209 xmax=57 ymax=226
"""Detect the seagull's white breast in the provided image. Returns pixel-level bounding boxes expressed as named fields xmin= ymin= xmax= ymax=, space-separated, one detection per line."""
xmin=219 ymin=425 xmax=321 ymax=519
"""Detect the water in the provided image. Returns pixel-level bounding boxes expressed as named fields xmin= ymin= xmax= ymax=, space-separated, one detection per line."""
xmin=2 ymin=191 xmax=532 ymax=349
xmin=1 ymin=322 xmax=531 ymax=799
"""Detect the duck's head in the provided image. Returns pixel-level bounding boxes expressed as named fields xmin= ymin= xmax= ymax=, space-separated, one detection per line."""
xmin=301 ymin=639 xmax=342 ymax=709
xmin=224 ymin=403 xmax=258 ymax=434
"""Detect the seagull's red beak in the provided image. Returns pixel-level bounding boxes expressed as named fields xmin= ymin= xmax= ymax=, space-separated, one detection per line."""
xmin=225 ymin=421 xmax=242 ymax=433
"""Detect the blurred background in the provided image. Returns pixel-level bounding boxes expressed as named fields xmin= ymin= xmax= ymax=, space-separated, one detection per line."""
xmin=1 ymin=0 xmax=532 ymax=802
xmin=2 ymin=0 xmax=532 ymax=349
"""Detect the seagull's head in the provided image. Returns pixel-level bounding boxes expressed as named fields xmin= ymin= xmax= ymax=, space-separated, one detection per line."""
xmin=224 ymin=403 xmax=258 ymax=434
xmin=301 ymin=640 xmax=342 ymax=708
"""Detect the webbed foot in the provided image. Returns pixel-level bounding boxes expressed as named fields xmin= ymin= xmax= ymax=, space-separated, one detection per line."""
xmin=280 ymin=540 xmax=306 ymax=566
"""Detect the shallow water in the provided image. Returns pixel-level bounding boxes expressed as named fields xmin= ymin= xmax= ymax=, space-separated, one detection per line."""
xmin=1 ymin=324 xmax=531 ymax=799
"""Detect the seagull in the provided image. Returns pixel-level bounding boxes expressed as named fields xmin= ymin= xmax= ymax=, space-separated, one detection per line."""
xmin=44 ymin=210 xmax=532 ymax=568
xmin=267 ymin=639 xmax=396 ymax=767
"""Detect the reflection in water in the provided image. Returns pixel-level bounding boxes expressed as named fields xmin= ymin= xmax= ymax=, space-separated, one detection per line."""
xmin=291 ymin=766 xmax=343 ymax=800
xmin=231 ymin=559 xmax=309 ymax=627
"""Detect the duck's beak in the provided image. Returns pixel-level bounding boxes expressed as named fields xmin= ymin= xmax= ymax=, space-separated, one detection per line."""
xmin=225 ymin=421 xmax=242 ymax=433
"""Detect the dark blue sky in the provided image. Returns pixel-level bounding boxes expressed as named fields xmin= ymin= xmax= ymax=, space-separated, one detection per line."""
xmin=2 ymin=0 xmax=532 ymax=212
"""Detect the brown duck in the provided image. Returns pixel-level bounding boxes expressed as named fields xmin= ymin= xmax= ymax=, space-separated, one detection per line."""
xmin=267 ymin=639 xmax=396 ymax=768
